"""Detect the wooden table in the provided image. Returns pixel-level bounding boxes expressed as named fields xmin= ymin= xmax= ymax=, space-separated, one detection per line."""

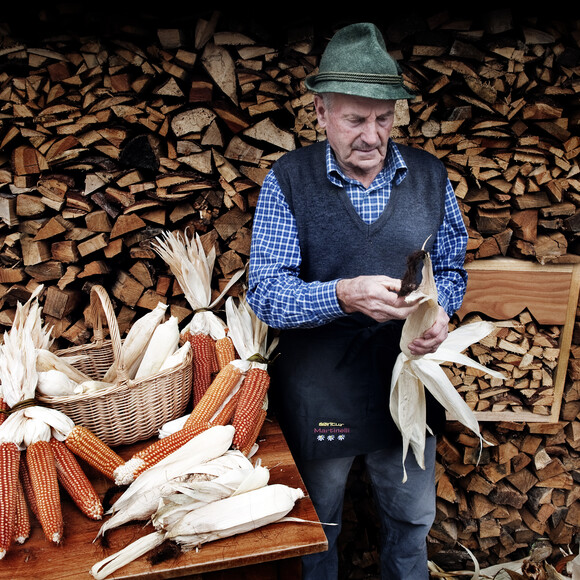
xmin=2 ymin=420 xmax=328 ymax=580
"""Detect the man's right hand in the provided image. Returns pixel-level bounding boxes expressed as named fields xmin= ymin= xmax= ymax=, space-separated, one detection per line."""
xmin=336 ymin=275 xmax=421 ymax=323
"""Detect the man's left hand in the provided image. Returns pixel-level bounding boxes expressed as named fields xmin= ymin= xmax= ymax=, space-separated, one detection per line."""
xmin=407 ymin=306 xmax=449 ymax=356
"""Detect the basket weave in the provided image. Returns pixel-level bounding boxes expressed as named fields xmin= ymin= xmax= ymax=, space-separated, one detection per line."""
xmin=37 ymin=285 xmax=192 ymax=447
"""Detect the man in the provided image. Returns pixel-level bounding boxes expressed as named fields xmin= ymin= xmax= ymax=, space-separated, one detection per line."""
xmin=247 ymin=22 xmax=468 ymax=580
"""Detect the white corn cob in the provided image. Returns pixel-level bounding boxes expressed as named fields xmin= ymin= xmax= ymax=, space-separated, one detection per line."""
xmin=36 ymin=349 xmax=91 ymax=385
xmin=134 ymin=316 xmax=180 ymax=379
xmin=167 ymin=483 xmax=304 ymax=549
xmin=104 ymin=425 xmax=234 ymax=522
xmin=159 ymin=341 xmax=190 ymax=372
xmin=151 ymin=458 xmax=270 ymax=531
xmin=90 ymin=483 xmax=303 ymax=580
xmin=102 ymin=302 xmax=168 ymax=382
xmin=98 ymin=448 xmax=251 ymax=537
xmin=36 ymin=370 xmax=77 ymax=397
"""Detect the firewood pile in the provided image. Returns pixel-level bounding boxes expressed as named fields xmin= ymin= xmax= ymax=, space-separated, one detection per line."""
xmin=0 ymin=5 xmax=579 ymax=577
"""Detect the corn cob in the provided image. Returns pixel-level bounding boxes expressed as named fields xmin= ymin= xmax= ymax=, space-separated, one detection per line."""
xmin=211 ymin=387 xmax=241 ymax=426
xmin=0 ymin=441 xmax=20 ymax=559
xmin=107 ymin=425 xmax=235 ymax=520
xmin=0 ymin=398 xmax=8 ymax=426
xmin=19 ymin=458 xmax=39 ymax=519
xmin=91 ymin=457 xmax=271 ymax=579
xmin=231 ymin=367 xmax=270 ymax=451
xmin=186 ymin=331 xmax=219 ymax=406
xmin=239 ymin=395 xmax=268 ymax=457
xmin=26 ymin=439 xmax=63 ymax=544
xmin=113 ymin=422 xmax=211 ymax=486
xmin=184 ymin=361 xmax=246 ymax=427
xmin=134 ymin=315 xmax=180 ymax=379
xmin=167 ymin=483 xmax=305 ymax=549
xmin=215 ymin=335 xmax=237 ymax=370
xmin=50 ymin=437 xmax=103 ymax=520
xmin=14 ymin=478 xmax=30 ymax=545
xmin=36 ymin=348 xmax=92 ymax=384
xmin=64 ymin=425 xmax=124 ymax=481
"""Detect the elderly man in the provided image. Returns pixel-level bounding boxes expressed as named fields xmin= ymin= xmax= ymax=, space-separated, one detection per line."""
xmin=247 ymin=22 xmax=468 ymax=580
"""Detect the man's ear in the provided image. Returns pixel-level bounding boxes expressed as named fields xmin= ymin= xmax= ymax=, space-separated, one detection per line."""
xmin=313 ymin=94 xmax=327 ymax=128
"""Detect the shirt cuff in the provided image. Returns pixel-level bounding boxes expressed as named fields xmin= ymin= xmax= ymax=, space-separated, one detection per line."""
xmin=310 ymin=279 xmax=345 ymax=322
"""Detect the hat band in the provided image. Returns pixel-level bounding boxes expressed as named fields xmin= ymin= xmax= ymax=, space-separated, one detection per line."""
xmin=312 ymin=71 xmax=404 ymax=86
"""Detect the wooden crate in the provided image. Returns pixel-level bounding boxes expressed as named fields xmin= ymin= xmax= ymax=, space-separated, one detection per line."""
xmin=452 ymin=257 xmax=580 ymax=423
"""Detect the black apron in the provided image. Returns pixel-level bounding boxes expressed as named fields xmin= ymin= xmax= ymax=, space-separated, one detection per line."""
xmin=269 ymin=315 xmax=406 ymax=461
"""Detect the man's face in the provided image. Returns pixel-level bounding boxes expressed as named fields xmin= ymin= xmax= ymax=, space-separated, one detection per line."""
xmin=314 ymin=93 xmax=396 ymax=186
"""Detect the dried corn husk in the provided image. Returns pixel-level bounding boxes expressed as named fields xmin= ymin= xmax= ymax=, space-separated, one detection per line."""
xmin=428 ymin=542 xmax=574 ymax=580
xmin=36 ymin=349 xmax=91 ymax=385
xmin=90 ymin=532 xmax=166 ymax=580
xmin=151 ymin=456 xmax=270 ymax=530
xmin=225 ymin=295 xmax=277 ymax=368
xmin=105 ymin=425 xmax=235 ymax=522
xmin=12 ymin=285 xmax=53 ymax=352
xmin=73 ymin=380 xmax=115 ymax=395
xmin=159 ymin=341 xmax=190 ymax=372
xmin=102 ymin=301 xmax=168 ymax=383
xmin=90 ymin=482 xmax=303 ymax=580
xmin=1 ymin=328 xmax=38 ymax=408
xmin=134 ymin=316 xmax=180 ymax=379
xmin=99 ymin=448 xmax=252 ymax=536
xmin=390 ymin=251 xmax=505 ymax=482
xmin=36 ymin=370 xmax=77 ymax=397
xmin=167 ymin=483 xmax=304 ymax=549
xmin=151 ymin=229 xmax=244 ymax=338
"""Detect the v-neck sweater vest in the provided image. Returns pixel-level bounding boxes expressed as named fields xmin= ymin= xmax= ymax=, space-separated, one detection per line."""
xmin=269 ymin=140 xmax=448 ymax=460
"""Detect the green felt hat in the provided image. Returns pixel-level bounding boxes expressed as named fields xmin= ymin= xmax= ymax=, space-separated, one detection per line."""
xmin=305 ymin=22 xmax=414 ymax=101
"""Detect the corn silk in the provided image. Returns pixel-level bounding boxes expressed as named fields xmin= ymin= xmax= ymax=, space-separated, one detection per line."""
xmin=390 ymin=252 xmax=506 ymax=482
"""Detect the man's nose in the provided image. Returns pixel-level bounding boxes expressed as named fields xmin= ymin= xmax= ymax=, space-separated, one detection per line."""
xmin=360 ymin=121 xmax=381 ymax=144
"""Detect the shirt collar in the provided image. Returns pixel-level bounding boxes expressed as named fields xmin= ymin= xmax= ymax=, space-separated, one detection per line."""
xmin=326 ymin=140 xmax=407 ymax=188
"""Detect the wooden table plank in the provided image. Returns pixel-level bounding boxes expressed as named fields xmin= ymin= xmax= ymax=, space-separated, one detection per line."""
xmin=2 ymin=420 xmax=327 ymax=580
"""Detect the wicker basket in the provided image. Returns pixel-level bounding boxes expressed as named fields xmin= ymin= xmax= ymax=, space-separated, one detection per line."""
xmin=37 ymin=285 xmax=192 ymax=447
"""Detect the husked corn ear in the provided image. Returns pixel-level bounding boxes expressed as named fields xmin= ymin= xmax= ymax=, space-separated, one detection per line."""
xmin=65 ymin=425 xmax=124 ymax=481
xmin=113 ymin=422 xmax=211 ymax=486
xmin=185 ymin=362 xmax=245 ymax=427
xmin=186 ymin=331 xmax=219 ymax=406
xmin=0 ymin=398 xmax=8 ymax=426
xmin=0 ymin=441 xmax=20 ymax=559
xmin=210 ymin=388 xmax=241 ymax=426
xmin=215 ymin=335 xmax=237 ymax=370
xmin=19 ymin=459 xmax=38 ymax=519
xmin=167 ymin=483 xmax=305 ymax=549
xmin=26 ymin=440 xmax=63 ymax=544
xmin=14 ymin=478 xmax=30 ymax=545
xmin=50 ymin=438 xmax=103 ymax=520
xmin=231 ymin=367 xmax=270 ymax=451
xmin=239 ymin=395 xmax=268 ymax=457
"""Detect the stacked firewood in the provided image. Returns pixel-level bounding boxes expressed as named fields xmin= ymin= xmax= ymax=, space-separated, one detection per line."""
xmin=0 ymin=5 xmax=579 ymax=574
xmin=446 ymin=310 xmax=561 ymax=417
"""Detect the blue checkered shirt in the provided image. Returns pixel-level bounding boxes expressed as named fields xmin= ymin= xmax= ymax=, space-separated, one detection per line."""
xmin=247 ymin=141 xmax=468 ymax=329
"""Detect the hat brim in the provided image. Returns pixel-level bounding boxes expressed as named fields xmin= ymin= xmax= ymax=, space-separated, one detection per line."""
xmin=304 ymin=75 xmax=415 ymax=101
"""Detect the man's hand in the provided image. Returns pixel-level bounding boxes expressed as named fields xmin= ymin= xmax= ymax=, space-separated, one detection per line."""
xmin=407 ymin=306 xmax=449 ymax=356
xmin=336 ymin=275 xmax=420 ymax=322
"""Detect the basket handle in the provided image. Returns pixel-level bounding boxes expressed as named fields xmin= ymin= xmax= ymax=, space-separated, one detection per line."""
xmin=89 ymin=285 xmax=128 ymax=383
